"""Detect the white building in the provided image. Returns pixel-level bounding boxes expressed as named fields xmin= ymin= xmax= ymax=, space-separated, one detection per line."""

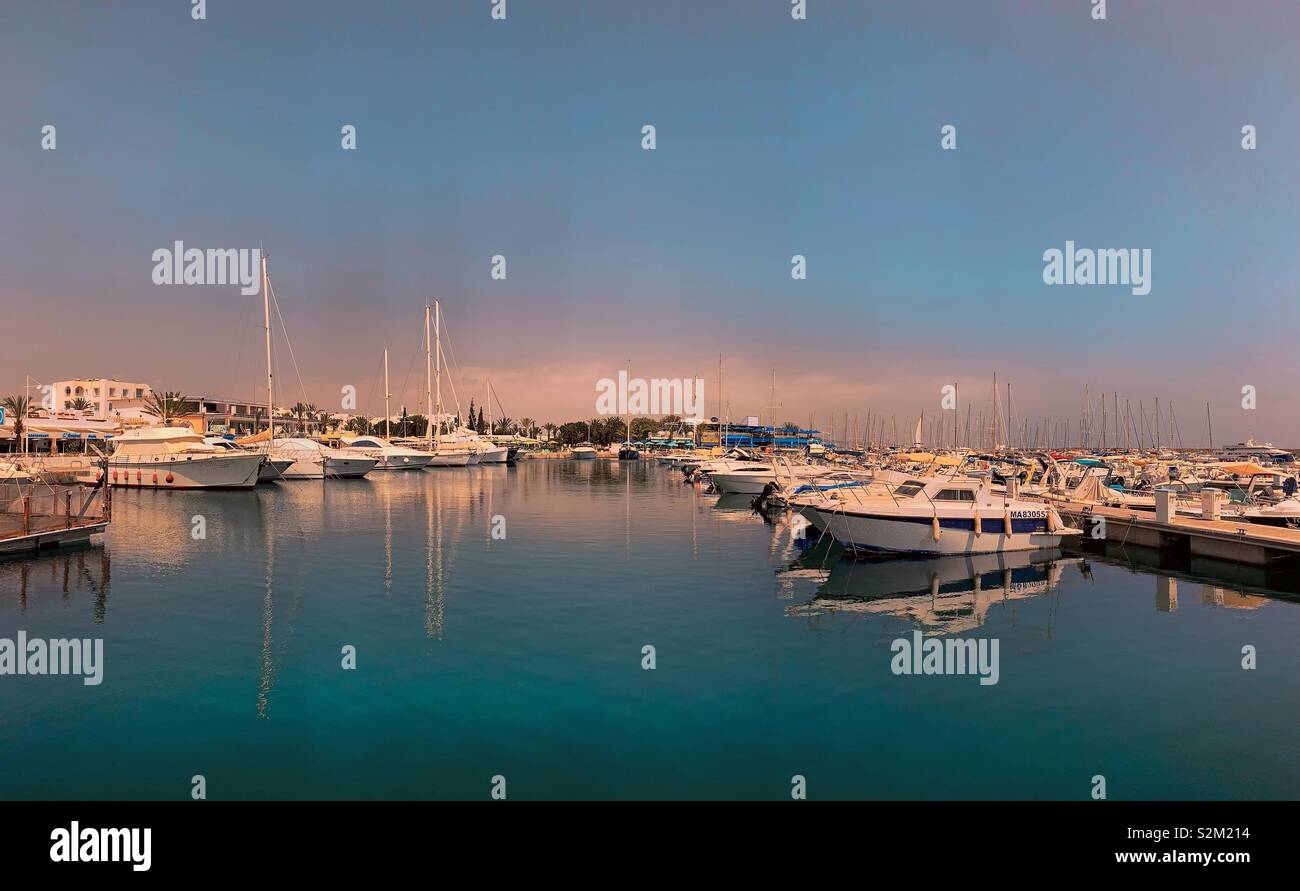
xmin=53 ymin=378 xmax=153 ymax=419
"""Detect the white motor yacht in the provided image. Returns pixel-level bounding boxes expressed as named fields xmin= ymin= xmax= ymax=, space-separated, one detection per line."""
xmin=108 ymin=426 xmax=264 ymax=489
xmin=336 ymin=435 xmax=433 ymax=471
xmin=789 ymin=474 xmax=1078 ymax=556
xmin=272 ymin=438 xmax=377 ymax=479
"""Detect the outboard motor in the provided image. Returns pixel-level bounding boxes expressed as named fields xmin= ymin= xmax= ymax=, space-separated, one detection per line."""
xmin=752 ymin=481 xmax=778 ymax=515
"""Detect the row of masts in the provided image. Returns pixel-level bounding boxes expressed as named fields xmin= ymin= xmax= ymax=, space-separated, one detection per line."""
xmin=259 ymin=253 xmax=483 ymax=443
xmin=825 ymin=382 xmax=1221 ymax=452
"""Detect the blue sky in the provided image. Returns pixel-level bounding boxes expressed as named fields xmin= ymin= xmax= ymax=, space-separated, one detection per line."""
xmin=2 ymin=0 xmax=1296 ymax=442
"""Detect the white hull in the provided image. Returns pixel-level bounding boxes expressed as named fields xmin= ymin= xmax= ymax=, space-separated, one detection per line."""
xmin=710 ymin=469 xmax=776 ymax=494
xmin=477 ymin=446 xmax=509 ymax=464
xmin=426 ymin=452 xmax=472 ymax=467
xmin=809 ymin=508 xmax=1067 ymax=556
xmin=370 ymin=454 xmax=433 ymax=471
xmin=278 ymin=456 xmax=377 ymax=479
xmin=572 ymin=449 xmax=597 ymax=460
xmin=107 ymin=453 xmax=263 ymax=490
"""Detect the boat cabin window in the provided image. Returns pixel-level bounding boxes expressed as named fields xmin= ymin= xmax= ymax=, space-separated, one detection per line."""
xmin=934 ymin=488 xmax=977 ymax=502
xmin=893 ymin=481 xmax=926 ymax=498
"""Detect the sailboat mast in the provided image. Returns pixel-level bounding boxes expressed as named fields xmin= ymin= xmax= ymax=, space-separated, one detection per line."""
xmin=384 ymin=347 xmax=391 ymax=438
xmin=261 ymin=252 xmax=273 ymax=436
xmin=424 ymin=304 xmax=433 ymax=449
xmin=435 ymin=301 xmax=442 ymax=447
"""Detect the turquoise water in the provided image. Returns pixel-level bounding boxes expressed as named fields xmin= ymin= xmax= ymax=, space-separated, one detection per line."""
xmin=2 ymin=460 xmax=1298 ymax=800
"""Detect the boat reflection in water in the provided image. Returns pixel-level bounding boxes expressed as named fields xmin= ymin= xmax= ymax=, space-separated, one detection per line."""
xmin=782 ymin=548 xmax=1077 ymax=636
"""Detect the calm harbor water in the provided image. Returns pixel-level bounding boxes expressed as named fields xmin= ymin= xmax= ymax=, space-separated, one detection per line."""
xmin=2 ymin=460 xmax=1298 ymax=800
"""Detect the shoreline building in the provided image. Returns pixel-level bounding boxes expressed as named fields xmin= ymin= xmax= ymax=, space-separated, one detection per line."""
xmin=53 ymin=378 xmax=152 ymax=419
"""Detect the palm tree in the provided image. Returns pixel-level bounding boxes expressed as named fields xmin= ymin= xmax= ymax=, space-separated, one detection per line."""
xmin=2 ymin=395 xmax=30 ymax=444
xmin=543 ymin=422 xmax=558 ymax=443
xmin=517 ymin=417 xmax=535 ymax=439
xmin=493 ymin=415 xmax=514 ymax=436
xmin=291 ymin=402 xmax=309 ymax=433
xmin=145 ymin=391 xmax=190 ymax=425
xmin=70 ymin=397 xmax=93 ymax=412
xmin=316 ymin=411 xmax=337 ymax=434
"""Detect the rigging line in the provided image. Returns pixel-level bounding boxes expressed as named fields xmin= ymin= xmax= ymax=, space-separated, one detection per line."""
xmin=267 ymin=279 xmax=311 ymax=407
xmin=437 ymin=312 xmax=466 ymax=420
xmin=396 ymin=326 xmax=424 ymax=419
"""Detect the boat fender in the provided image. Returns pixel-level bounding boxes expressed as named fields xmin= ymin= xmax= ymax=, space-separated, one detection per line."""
xmin=1003 ymin=510 xmax=1012 ymax=536
xmin=931 ymin=515 xmax=941 ymax=541
xmin=152 ymin=471 xmax=158 ymax=485
xmin=1046 ymin=509 xmax=1059 ymax=532
xmin=973 ymin=511 xmax=981 ymax=537
xmin=166 ymin=472 xmax=175 ymax=484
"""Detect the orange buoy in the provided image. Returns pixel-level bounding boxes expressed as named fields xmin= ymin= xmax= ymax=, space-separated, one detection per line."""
xmin=1003 ymin=510 xmax=1013 ymax=536
xmin=165 ymin=472 xmax=174 ymax=484
xmin=152 ymin=471 xmax=158 ymax=485
xmin=136 ymin=470 xmax=143 ymax=483
xmin=931 ymin=516 xmax=941 ymax=541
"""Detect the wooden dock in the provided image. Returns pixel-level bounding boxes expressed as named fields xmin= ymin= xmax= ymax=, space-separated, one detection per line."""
xmin=1054 ymin=500 xmax=1300 ymax=567
xmin=0 ymin=482 xmax=111 ymax=557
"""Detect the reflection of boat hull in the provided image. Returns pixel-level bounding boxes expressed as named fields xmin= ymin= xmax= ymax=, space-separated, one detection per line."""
xmin=787 ymin=550 xmax=1074 ymax=633
xmin=809 ymin=508 xmax=1068 ymax=556
xmin=107 ymin=454 xmax=263 ymax=489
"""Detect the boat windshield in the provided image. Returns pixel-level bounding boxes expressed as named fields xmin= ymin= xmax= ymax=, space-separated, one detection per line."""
xmin=893 ymin=481 xmax=926 ymax=498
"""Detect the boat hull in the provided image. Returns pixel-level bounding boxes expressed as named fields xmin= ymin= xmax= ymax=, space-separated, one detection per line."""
xmin=710 ymin=470 xmax=776 ymax=494
xmin=278 ymin=456 xmax=377 ymax=479
xmin=258 ymin=458 xmax=294 ymax=482
xmin=370 ymin=454 xmax=433 ymax=471
xmin=426 ymin=452 xmax=473 ymax=467
xmin=477 ymin=446 xmax=509 ymax=464
xmin=810 ymin=508 xmax=1068 ymax=556
xmin=107 ymin=454 xmax=263 ymax=490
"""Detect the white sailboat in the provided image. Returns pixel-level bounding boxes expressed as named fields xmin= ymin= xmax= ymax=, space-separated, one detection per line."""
xmin=253 ymin=252 xmax=375 ymax=480
xmin=421 ymin=300 xmax=479 ymax=467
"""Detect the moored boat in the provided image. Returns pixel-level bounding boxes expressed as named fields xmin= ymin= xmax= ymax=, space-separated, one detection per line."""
xmin=108 ymin=426 xmax=264 ymax=489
